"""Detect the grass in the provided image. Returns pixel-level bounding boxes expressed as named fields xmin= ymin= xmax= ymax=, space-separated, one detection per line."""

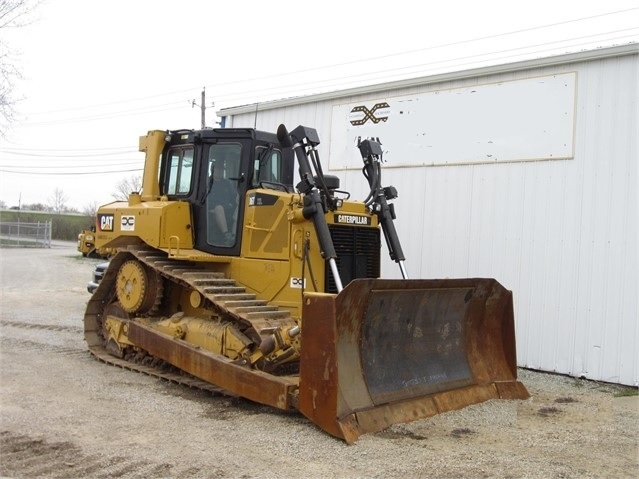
xmin=566 ymin=374 xmax=638 ymax=397
xmin=0 ymin=239 xmax=50 ymax=247
xmin=613 ymin=387 xmax=639 ymax=398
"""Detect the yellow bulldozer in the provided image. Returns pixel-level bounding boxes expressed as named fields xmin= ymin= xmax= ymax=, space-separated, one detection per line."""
xmin=77 ymin=227 xmax=114 ymax=258
xmin=85 ymin=124 xmax=528 ymax=443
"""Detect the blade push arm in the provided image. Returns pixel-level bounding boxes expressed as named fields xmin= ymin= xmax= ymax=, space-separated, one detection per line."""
xmin=358 ymin=138 xmax=409 ymax=279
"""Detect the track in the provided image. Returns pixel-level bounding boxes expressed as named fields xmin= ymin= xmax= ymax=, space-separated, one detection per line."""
xmin=83 ymin=245 xmax=296 ymax=396
xmin=0 ymin=431 xmax=216 ymax=478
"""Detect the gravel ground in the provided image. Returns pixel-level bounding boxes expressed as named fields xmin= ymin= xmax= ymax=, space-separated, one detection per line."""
xmin=0 ymin=243 xmax=637 ymax=479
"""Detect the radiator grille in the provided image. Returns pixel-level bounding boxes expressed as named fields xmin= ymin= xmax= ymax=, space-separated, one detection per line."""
xmin=326 ymin=225 xmax=381 ymax=293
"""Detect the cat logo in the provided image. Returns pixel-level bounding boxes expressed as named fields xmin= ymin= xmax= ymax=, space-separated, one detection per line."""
xmin=98 ymin=214 xmax=114 ymax=232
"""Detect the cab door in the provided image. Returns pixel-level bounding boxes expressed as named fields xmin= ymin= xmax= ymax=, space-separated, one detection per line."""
xmin=193 ymin=141 xmax=248 ymax=255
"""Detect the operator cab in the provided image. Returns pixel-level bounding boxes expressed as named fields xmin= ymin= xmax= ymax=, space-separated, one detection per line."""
xmin=158 ymin=128 xmax=294 ymax=255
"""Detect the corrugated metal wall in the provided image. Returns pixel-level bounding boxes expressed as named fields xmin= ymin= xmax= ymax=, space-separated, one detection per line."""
xmin=222 ymin=47 xmax=638 ymax=386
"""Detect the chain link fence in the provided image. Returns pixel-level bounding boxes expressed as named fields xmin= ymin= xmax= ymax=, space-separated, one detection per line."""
xmin=0 ymin=221 xmax=52 ymax=248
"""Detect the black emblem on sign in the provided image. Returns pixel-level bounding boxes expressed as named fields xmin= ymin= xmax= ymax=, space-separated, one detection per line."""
xmin=349 ymin=102 xmax=390 ymax=126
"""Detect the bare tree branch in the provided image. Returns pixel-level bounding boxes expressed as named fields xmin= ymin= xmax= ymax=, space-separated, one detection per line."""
xmin=0 ymin=0 xmax=41 ymax=29
xmin=0 ymin=0 xmax=42 ymax=134
xmin=112 ymin=175 xmax=142 ymax=201
xmin=48 ymin=187 xmax=67 ymax=214
xmin=82 ymin=200 xmax=99 ymax=217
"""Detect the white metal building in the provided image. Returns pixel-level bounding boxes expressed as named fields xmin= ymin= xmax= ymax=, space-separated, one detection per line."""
xmin=218 ymin=44 xmax=638 ymax=386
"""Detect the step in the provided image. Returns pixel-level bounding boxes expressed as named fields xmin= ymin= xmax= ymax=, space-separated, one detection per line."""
xmin=179 ymin=271 xmax=226 ymax=278
xmin=127 ymin=245 xmax=157 ymax=254
xmin=153 ymin=261 xmax=193 ymax=268
xmin=231 ymin=305 xmax=280 ymax=314
xmin=223 ymin=300 xmax=269 ymax=308
xmin=192 ymin=278 xmax=236 ymax=287
xmin=202 ymin=286 xmax=246 ymax=295
xmin=137 ymin=254 xmax=168 ymax=261
xmin=161 ymin=266 xmax=199 ymax=274
xmin=245 ymin=310 xmax=291 ymax=320
xmin=208 ymin=293 xmax=257 ymax=302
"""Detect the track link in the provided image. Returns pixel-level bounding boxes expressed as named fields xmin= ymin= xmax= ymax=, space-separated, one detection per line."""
xmin=84 ymin=245 xmax=295 ymax=395
xmin=88 ymin=345 xmax=230 ymax=395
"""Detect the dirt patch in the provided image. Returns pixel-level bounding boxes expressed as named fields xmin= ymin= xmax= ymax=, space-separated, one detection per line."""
xmin=1 ymin=244 xmax=637 ymax=478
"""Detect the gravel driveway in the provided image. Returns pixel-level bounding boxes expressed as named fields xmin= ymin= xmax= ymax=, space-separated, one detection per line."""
xmin=0 ymin=243 xmax=637 ymax=478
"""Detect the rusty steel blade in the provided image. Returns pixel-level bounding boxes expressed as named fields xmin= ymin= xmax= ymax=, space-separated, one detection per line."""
xmin=298 ymin=278 xmax=529 ymax=443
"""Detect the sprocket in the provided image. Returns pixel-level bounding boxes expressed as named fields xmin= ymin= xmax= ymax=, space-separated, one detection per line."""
xmin=115 ymin=259 xmax=163 ymax=315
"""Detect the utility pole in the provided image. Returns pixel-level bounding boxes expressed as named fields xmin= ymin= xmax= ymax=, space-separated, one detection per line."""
xmin=200 ymin=88 xmax=205 ymax=129
xmin=192 ymin=87 xmax=213 ymax=129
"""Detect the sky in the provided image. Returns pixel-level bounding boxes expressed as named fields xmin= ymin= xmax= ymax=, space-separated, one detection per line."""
xmin=1 ymin=0 xmax=637 ymax=211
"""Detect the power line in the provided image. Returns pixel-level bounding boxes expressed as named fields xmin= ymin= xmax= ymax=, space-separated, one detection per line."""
xmin=0 ymin=161 xmax=142 ymax=168
xmin=1 ymin=145 xmax=137 ymax=151
xmin=0 ymin=149 xmax=139 ymax=158
xmin=4 ymin=28 xmax=634 ymax=157
xmin=206 ymin=30 xmax=639 ymax=106
xmin=201 ymin=7 xmax=639 ymax=94
xmin=24 ymin=91 xmax=196 ymax=116
xmin=0 ymin=168 xmax=143 ymax=175
xmin=18 ymin=8 xmax=637 ymax=121
xmin=18 ymin=103 xmax=187 ymax=127
xmin=15 ymin=30 xmax=635 ymax=131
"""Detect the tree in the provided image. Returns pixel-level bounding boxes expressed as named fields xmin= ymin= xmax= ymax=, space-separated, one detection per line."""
xmin=0 ymin=0 xmax=42 ymax=134
xmin=22 ymin=202 xmax=47 ymax=211
xmin=112 ymin=175 xmax=142 ymax=201
xmin=82 ymin=201 xmax=99 ymax=217
xmin=48 ymin=187 xmax=67 ymax=214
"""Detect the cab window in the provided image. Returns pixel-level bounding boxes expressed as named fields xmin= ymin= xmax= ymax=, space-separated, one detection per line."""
xmin=207 ymin=143 xmax=242 ymax=247
xmin=165 ymin=147 xmax=194 ymax=195
xmin=252 ymin=146 xmax=282 ymax=187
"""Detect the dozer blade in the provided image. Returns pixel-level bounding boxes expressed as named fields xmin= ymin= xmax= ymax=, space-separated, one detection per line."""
xmin=298 ymin=278 xmax=529 ymax=443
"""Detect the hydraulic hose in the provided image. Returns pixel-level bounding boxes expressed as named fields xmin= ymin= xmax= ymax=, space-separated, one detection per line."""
xmin=277 ymin=124 xmax=343 ymax=292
